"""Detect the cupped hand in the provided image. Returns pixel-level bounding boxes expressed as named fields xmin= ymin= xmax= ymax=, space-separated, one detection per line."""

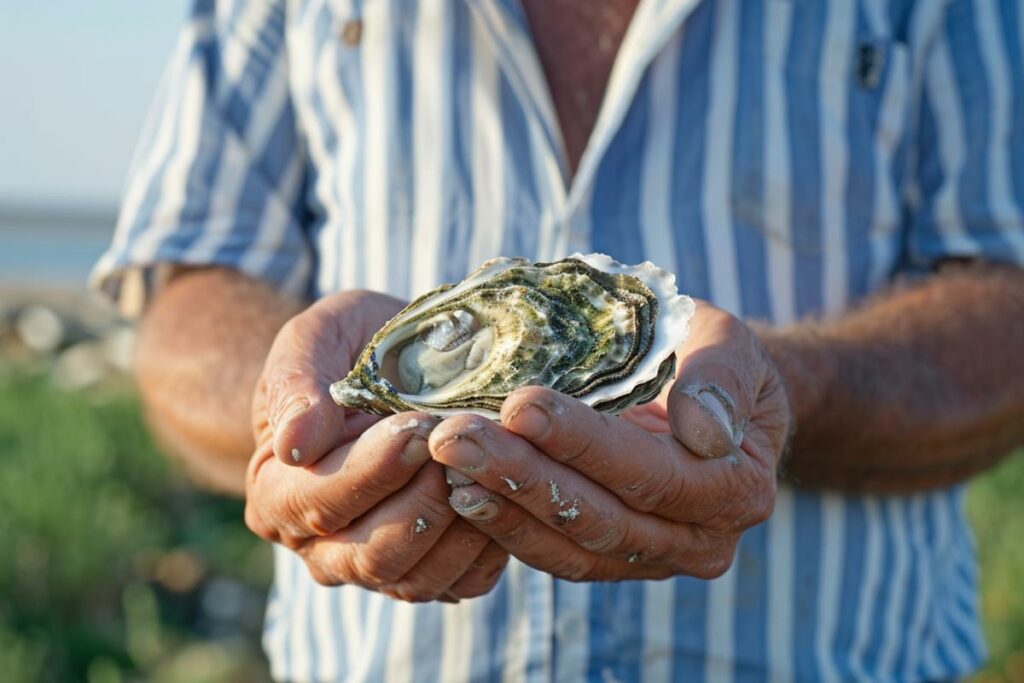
xmin=428 ymin=302 xmax=791 ymax=581
xmin=244 ymin=290 xmax=508 ymax=601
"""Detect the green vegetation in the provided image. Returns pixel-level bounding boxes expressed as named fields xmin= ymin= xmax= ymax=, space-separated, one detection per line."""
xmin=0 ymin=361 xmax=1021 ymax=681
xmin=967 ymin=455 xmax=1024 ymax=682
xmin=0 ymin=365 xmax=271 ymax=682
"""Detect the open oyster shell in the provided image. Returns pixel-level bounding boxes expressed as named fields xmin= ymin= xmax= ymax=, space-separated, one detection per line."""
xmin=329 ymin=253 xmax=694 ymax=419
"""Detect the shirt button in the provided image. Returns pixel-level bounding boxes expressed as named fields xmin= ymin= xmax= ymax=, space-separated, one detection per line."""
xmin=555 ymin=612 xmax=585 ymax=642
xmin=339 ymin=19 xmax=362 ymax=46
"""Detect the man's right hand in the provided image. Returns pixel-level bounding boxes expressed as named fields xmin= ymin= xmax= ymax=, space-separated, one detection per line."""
xmin=244 ymin=290 xmax=508 ymax=602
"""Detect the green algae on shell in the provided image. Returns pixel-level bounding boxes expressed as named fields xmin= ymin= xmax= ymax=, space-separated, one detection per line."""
xmin=329 ymin=253 xmax=695 ymax=419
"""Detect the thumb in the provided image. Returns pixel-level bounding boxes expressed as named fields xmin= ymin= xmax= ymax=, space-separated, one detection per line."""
xmin=667 ymin=373 xmax=746 ymax=459
xmin=261 ymin=315 xmax=374 ymax=467
xmin=269 ymin=383 xmax=376 ymax=468
xmin=260 ymin=291 xmax=407 ymax=466
xmin=666 ymin=311 xmax=761 ymax=459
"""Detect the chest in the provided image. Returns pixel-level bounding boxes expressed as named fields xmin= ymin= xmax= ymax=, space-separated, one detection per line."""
xmin=520 ymin=0 xmax=641 ymax=174
xmin=286 ymin=0 xmax=915 ymax=313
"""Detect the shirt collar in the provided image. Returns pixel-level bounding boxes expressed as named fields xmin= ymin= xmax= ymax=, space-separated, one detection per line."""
xmin=464 ymin=0 xmax=704 ymax=216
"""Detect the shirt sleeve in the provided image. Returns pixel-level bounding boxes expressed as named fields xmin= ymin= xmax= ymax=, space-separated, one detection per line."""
xmin=906 ymin=0 xmax=1024 ymax=270
xmin=90 ymin=0 xmax=311 ymax=317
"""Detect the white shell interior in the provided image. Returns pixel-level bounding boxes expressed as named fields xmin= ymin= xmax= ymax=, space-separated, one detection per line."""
xmin=567 ymin=253 xmax=694 ymax=410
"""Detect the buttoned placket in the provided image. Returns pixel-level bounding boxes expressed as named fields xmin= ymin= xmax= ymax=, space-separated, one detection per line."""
xmin=455 ymin=1 xmax=704 ymax=679
xmin=463 ymin=0 xmax=704 ymax=262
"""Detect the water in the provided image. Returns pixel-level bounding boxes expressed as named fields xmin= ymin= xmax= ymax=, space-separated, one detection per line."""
xmin=0 ymin=199 xmax=116 ymax=290
xmin=0 ymin=225 xmax=113 ymax=290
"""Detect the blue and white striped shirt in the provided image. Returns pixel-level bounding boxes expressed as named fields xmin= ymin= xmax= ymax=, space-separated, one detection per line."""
xmin=94 ymin=0 xmax=1024 ymax=680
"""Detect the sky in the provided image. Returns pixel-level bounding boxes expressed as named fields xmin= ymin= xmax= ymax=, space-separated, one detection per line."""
xmin=0 ymin=2 xmax=188 ymax=207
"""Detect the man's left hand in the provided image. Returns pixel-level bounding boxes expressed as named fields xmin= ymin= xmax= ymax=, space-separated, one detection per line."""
xmin=428 ymin=304 xmax=791 ymax=581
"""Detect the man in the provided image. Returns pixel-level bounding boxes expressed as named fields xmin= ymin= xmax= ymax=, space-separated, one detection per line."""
xmin=93 ymin=0 xmax=1024 ymax=680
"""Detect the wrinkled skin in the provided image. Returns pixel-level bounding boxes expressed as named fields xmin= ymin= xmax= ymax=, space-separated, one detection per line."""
xmin=428 ymin=303 xmax=792 ymax=581
xmin=245 ymin=296 xmax=790 ymax=597
xmin=244 ymin=291 xmax=508 ymax=602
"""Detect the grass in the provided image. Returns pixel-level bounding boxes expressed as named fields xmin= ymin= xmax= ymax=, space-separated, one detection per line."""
xmin=0 ymin=363 xmax=272 ymax=682
xmin=967 ymin=454 xmax=1024 ymax=682
xmin=0 ymin=360 xmax=1021 ymax=681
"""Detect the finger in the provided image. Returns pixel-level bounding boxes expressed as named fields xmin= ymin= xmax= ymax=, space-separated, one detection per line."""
xmin=429 ymin=414 xmax=698 ymax=561
xmin=448 ymin=486 xmax=733 ymax=581
xmin=263 ymin=291 xmax=405 ymax=467
xmin=261 ymin=309 xmax=367 ymax=466
xmin=446 ymin=541 xmax=509 ymax=599
xmin=667 ymin=304 xmax=766 ymax=459
xmin=496 ymin=389 xmax=774 ymax=526
xmin=380 ymin=521 xmax=495 ymax=602
xmin=246 ymin=412 xmax=439 ymax=542
xmin=299 ymin=462 xmax=459 ymax=586
xmin=498 ymin=387 xmax=697 ymax=516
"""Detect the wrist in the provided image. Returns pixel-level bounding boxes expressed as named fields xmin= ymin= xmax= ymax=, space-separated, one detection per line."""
xmin=752 ymin=323 xmax=836 ymax=453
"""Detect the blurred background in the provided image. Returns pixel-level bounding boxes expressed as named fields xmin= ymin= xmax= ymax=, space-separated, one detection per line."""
xmin=2 ymin=3 xmax=272 ymax=681
xmin=1 ymin=2 xmax=1022 ymax=682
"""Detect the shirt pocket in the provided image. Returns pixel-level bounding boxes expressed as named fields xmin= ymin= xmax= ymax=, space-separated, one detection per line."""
xmin=730 ymin=18 xmax=911 ymax=258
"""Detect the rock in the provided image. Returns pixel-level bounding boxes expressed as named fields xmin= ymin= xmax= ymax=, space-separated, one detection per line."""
xmin=52 ymin=341 xmax=108 ymax=391
xmin=102 ymin=326 xmax=136 ymax=372
xmin=15 ymin=305 xmax=64 ymax=353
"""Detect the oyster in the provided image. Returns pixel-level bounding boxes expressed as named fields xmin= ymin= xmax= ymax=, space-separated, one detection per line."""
xmin=329 ymin=253 xmax=694 ymax=419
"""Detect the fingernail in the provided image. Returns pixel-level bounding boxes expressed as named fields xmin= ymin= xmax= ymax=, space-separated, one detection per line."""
xmin=696 ymin=385 xmax=736 ymax=442
xmin=449 ymin=489 xmax=499 ymax=521
xmin=401 ymin=435 xmax=431 ymax=465
xmin=435 ymin=436 xmax=486 ymax=471
xmin=445 ymin=466 xmax=476 ymax=488
xmin=507 ymin=403 xmax=550 ymax=439
xmin=274 ymin=398 xmax=312 ymax=462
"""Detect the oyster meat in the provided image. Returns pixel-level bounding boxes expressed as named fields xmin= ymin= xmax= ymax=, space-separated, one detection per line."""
xmin=330 ymin=253 xmax=694 ymax=419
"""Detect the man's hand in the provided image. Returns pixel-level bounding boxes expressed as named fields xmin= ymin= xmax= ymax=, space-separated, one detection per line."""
xmin=428 ymin=304 xmax=791 ymax=580
xmin=244 ymin=290 xmax=508 ymax=601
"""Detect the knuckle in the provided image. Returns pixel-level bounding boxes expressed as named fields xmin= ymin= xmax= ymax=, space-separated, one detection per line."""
xmin=577 ymin=522 xmax=624 ymax=554
xmin=301 ymin=544 xmax=351 ymax=586
xmin=456 ymin=565 xmax=506 ymax=598
xmin=244 ymin=503 xmax=278 ymax=542
xmin=684 ymin=544 xmax=737 ymax=580
xmin=727 ymin=464 xmax=775 ymax=529
xmin=491 ymin=515 xmax=532 ymax=548
xmin=353 ymin=546 xmax=407 ymax=585
xmin=557 ymin=427 xmax=596 ymax=464
xmin=278 ymin=532 xmax=309 ymax=552
xmin=575 ymin=514 xmax=635 ymax=556
xmin=390 ymin=562 xmax=459 ymax=602
xmin=698 ymin=553 xmax=735 ymax=580
xmin=246 ymin=446 xmax=276 ymax=488
xmin=747 ymin=489 xmax=776 ymax=527
xmin=624 ymin=465 xmax=683 ymax=514
xmin=279 ymin=486 xmax=315 ymax=536
xmin=306 ymin=561 xmax=343 ymax=587
xmin=303 ymin=506 xmax=336 ymax=536
xmin=552 ymin=555 xmax=598 ymax=583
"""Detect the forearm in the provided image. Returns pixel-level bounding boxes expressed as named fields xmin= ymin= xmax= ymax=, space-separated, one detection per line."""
xmin=759 ymin=262 xmax=1024 ymax=493
xmin=135 ymin=267 xmax=304 ymax=496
